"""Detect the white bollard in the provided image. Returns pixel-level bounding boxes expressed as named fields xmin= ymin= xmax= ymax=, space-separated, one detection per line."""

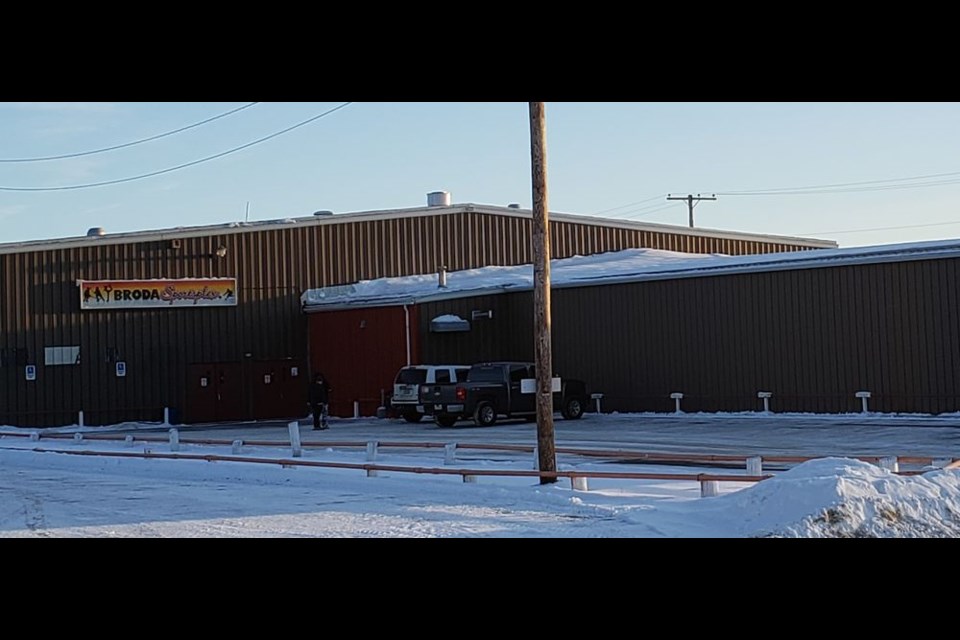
xmin=532 ymin=446 xmax=539 ymax=471
xmin=878 ymin=456 xmax=899 ymax=473
xmin=591 ymin=393 xmax=604 ymax=414
xmin=856 ymin=391 xmax=871 ymax=414
xmin=571 ymin=476 xmax=589 ymax=491
xmin=163 ymin=407 xmax=171 ymax=426
xmin=747 ymin=456 xmax=763 ymax=476
xmin=757 ymin=392 xmax=772 ymax=413
xmin=444 ymin=443 xmax=457 ymax=465
xmin=700 ymin=480 xmax=720 ymax=498
xmin=78 ymin=410 xmax=84 ymax=428
xmin=74 ymin=432 xmax=84 ymax=443
xmin=29 ymin=431 xmax=40 ymax=441
xmin=463 ymin=474 xmax=478 ymax=484
xmin=232 ymin=440 xmax=243 ymax=454
xmin=670 ymin=392 xmax=684 ymax=414
xmin=124 ymin=435 xmax=135 ymax=446
xmin=354 ymin=401 xmax=360 ymax=419
xmin=168 ymin=428 xmax=179 ymax=452
xmin=366 ymin=441 xmax=378 ymax=462
xmin=288 ymin=421 xmax=302 ymax=458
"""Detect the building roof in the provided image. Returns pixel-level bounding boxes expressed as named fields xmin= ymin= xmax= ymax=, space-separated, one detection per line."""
xmin=301 ymin=237 xmax=960 ymax=312
xmin=0 ymin=202 xmax=835 ymax=256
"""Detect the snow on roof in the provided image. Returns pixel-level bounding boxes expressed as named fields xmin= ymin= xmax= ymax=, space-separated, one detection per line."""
xmin=302 ymin=237 xmax=960 ymax=311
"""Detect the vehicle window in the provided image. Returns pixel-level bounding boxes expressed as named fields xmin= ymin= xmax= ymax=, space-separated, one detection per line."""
xmin=435 ymin=369 xmax=451 ymax=384
xmin=454 ymin=368 xmax=470 ymax=381
xmin=468 ymin=365 xmax=502 ymax=382
xmin=396 ymin=368 xmax=427 ymax=384
xmin=509 ymin=366 xmax=527 ymax=383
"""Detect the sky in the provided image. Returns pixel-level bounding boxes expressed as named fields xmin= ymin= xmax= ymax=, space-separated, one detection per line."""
xmin=2 ymin=414 xmax=959 ymax=538
xmin=3 ymin=102 xmax=960 ymax=248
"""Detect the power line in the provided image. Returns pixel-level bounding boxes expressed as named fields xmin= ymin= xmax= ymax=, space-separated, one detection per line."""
xmin=0 ymin=103 xmax=353 ymax=192
xmin=591 ymin=195 xmax=665 ymax=215
xmin=803 ymin=219 xmax=960 ymax=236
xmin=717 ymin=170 xmax=960 ymax=196
xmin=0 ymin=102 xmax=260 ymax=163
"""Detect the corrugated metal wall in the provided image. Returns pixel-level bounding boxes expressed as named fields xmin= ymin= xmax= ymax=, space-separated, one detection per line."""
xmin=0 ymin=211 xmax=818 ymax=426
xmin=420 ymin=257 xmax=960 ymax=415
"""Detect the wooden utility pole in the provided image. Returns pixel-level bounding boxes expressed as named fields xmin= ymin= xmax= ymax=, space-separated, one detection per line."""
xmin=529 ymin=101 xmax=557 ymax=484
xmin=666 ymin=193 xmax=717 ymax=228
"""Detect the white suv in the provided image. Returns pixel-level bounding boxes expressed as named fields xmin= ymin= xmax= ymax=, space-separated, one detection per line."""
xmin=391 ymin=365 xmax=470 ymax=423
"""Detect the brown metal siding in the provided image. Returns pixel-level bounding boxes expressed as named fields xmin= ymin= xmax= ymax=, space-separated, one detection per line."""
xmin=419 ymin=257 xmax=960 ymax=415
xmin=0 ymin=210 xmax=816 ymax=427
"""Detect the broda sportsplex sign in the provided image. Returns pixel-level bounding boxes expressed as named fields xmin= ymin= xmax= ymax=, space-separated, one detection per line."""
xmin=78 ymin=279 xmax=238 ymax=310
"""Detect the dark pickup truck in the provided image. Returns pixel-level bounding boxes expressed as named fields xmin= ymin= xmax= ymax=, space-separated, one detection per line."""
xmin=419 ymin=361 xmax=589 ymax=427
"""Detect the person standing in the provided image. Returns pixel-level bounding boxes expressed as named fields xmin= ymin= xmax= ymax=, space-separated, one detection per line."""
xmin=309 ymin=373 xmax=333 ymax=430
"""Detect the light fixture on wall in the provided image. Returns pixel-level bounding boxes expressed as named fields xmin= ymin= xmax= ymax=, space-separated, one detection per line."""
xmin=212 ymin=245 xmax=227 ymax=259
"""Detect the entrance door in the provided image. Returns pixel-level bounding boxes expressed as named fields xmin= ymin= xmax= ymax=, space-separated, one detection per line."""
xmin=186 ymin=362 xmax=245 ymax=423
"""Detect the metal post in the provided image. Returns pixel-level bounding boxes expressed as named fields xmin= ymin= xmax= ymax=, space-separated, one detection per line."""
xmin=671 ymin=392 xmax=684 ymax=414
xmin=232 ymin=440 xmax=243 ymax=454
xmin=168 ymin=428 xmax=179 ymax=452
xmin=856 ymin=391 xmax=871 ymax=414
xmin=878 ymin=456 xmax=899 ymax=473
xmin=288 ymin=421 xmax=302 ymax=458
xmin=444 ymin=443 xmax=457 ymax=465
xmin=700 ymin=480 xmax=720 ymax=497
xmin=747 ymin=456 xmax=763 ymax=476
xmin=366 ymin=441 xmax=378 ymax=462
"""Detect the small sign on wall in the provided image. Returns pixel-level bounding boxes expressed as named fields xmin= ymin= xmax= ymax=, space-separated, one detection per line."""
xmin=264 ymin=374 xmax=272 ymax=384
xmin=200 ymin=377 xmax=208 ymax=388
xmin=25 ymin=365 xmax=36 ymax=381
xmin=116 ymin=361 xmax=126 ymax=377
xmin=291 ymin=367 xmax=299 ymax=377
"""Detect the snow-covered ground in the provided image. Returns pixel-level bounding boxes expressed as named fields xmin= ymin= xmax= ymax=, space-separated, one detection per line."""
xmin=1 ymin=412 xmax=958 ymax=537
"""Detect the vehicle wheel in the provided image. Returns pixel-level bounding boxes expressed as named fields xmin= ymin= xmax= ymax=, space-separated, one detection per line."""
xmin=435 ymin=415 xmax=458 ymax=428
xmin=474 ymin=401 xmax=497 ymax=427
xmin=561 ymin=397 xmax=585 ymax=420
xmin=403 ymin=410 xmax=423 ymax=423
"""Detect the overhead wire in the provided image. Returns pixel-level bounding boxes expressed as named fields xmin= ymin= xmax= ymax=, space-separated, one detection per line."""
xmin=0 ymin=102 xmax=353 ymax=192
xmin=0 ymin=102 xmax=260 ymax=163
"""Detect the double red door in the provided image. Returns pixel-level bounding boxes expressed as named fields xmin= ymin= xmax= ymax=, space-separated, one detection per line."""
xmin=185 ymin=360 xmax=305 ymax=424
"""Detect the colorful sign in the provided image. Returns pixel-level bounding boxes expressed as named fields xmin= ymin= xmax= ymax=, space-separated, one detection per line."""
xmin=78 ymin=279 xmax=238 ymax=310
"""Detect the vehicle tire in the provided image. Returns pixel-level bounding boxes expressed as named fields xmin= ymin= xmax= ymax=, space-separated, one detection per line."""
xmin=403 ymin=410 xmax=423 ymax=423
xmin=474 ymin=401 xmax=497 ymax=427
xmin=435 ymin=415 xmax=458 ymax=428
xmin=561 ymin=396 xmax=585 ymax=420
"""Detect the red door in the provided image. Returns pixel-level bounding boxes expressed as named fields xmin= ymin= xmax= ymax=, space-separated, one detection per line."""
xmin=185 ymin=362 xmax=244 ymax=423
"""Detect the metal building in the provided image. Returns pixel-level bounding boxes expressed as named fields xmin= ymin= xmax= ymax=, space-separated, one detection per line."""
xmin=304 ymin=240 xmax=960 ymax=416
xmin=0 ymin=199 xmax=833 ymax=427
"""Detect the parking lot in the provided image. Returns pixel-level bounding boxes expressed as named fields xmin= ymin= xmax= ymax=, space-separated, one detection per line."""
xmin=127 ymin=411 xmax=960 ymax=460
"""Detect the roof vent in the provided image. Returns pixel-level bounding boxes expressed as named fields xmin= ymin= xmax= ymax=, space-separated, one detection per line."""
xmin=427 ymin=191 xmax=451 ymax=207
xmin=313 ymin=210 xmax=334 ymax=216
xmin=507 ymin=203 xmax=521 ymax=209
xmin=86 ymin=227 xmax=106 ymax=237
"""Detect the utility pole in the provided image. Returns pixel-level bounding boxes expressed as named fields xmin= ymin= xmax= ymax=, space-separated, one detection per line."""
xmin=529 ymin=101 xmax=557 ymax=485
xmin=666 ymin=193 xmax=717 ymax=228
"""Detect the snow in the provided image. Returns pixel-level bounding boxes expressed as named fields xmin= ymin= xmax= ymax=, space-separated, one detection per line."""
xmin=1 ymin=415 xmax=958 ymax=538
xmin=302 ymin=238 xmax=960 ymax=309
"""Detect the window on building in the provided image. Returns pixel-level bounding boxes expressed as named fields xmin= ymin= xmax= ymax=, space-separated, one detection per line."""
xmin=44 ymin=346 xmax=81 ymax=366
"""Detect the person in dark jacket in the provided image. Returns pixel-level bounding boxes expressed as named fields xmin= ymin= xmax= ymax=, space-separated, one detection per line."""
xmin=309 ymin=373 xmax=333 ymax=430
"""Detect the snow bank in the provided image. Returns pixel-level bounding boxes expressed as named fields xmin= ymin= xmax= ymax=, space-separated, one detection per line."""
xmin=720 ymin=458 xmax=960 ymax=538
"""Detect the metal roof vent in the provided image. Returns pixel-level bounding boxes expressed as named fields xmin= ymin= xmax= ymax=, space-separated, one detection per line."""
xmin=86 ymin=227 xmax=106 ymax=237
xmin=313 ymin=210 xmax=334 ymax=216
xmin=427 ymin=191 xmax=451 ymax=207
xmin=507 ymin=203 xmax=521 ymax=209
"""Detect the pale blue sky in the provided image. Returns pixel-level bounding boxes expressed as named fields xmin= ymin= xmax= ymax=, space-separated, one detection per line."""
xmin=2 ymin=101 xmax=960 ymax=248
